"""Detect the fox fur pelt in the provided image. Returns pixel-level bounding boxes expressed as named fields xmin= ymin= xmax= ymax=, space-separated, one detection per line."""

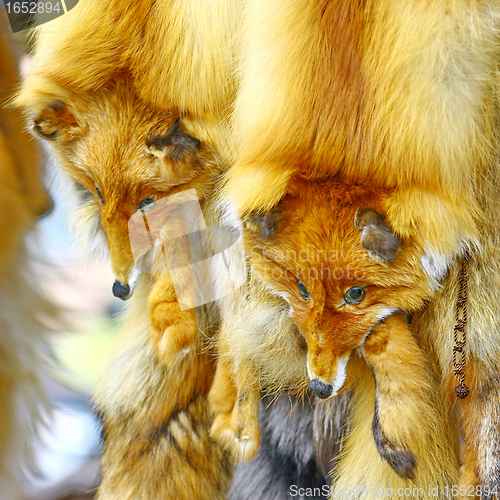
xmin=218 ymin=0 xmax=500 ymax=498
xmin=16 ymin=0 xmax=243 ymax=498
xmin=211 ymin=181 xmax=461 ymax=498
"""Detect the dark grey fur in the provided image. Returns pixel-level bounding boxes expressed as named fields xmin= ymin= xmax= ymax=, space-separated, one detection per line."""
xmin=229 ymin=391 xmax=351 ymax=500
xmin=312 ymin=393 xmax=351 ymax=478
xmin=146 ymin=119 xmax=201 ymax=162
xmin=246 ymin=209 xmax=282 ymax=239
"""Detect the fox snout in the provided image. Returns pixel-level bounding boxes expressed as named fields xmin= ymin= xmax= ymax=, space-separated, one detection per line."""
xmin=309 ymin=378 xmax=333 ymax=399
xmin=307 ymin=353 xmax=350 ymax=399
xmin=112 ymin=281 xmax=131 ymax=300
xmin=111 ymin=264 xmax=141 ymax=301
xmin=101 ymin=213 xmax=142 ymax=300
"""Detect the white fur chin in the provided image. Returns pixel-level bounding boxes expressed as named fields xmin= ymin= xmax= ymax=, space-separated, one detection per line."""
xmin=127 ymin=266 xmax=141 ymax=295
xmin=331 ymin=355 xmax=350 ymax=396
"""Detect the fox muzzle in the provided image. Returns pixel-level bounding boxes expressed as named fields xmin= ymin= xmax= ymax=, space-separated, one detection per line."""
xmin=112 ymin=281 xmax=131 ymax=300
xmin=309 ymin=378 xmax=333 ymax=399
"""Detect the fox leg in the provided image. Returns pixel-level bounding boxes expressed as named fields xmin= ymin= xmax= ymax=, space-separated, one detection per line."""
xmin=363 ymin=313 xmax=459 ymax=484
xmin=209 ymin=355 xmax=239 ymax=451
xmin=209 ymin=354 xmax=261 ymax=461
xmin=148 ymin=272 xmax=198 ymax=365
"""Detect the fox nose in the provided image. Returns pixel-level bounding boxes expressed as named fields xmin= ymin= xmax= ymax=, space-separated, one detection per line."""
xmin=309 ymin=378 xmax=333 ymax=399
xmin=112 ymin=281 xmax=131 ymax=301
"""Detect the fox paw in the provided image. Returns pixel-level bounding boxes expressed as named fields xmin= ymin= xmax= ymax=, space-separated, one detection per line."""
xmin=150 ymin=304 xmax=198 ymax=365
xmin=210 ymin=412 xmax=260 ymax=461
xmin=234 ymin=428 xmax=260 ymax=461
xmin=156 ymin=329 xmax=196 ymax=365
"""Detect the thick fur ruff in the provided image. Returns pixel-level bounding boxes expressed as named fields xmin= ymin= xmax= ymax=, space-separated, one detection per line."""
xmin=94 ymin=280 xmax=232 ymax=499
xmin=216 ymin=272 xmax=309 ymax=393
xmin=208 ymin=268 xmax=312 ymax=461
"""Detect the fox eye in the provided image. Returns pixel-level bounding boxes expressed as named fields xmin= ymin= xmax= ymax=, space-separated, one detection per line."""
xmin=95 ymin=187 xmax=105 ymax=205
xmin=344 ymin=286 xmax=366 ymax=305
xmin=74 ymin=182 xmax=93 ymax=203
xmin=297 ymin=279 xmax=311 ymax=301
xmin=138 ymin=197 xmax=156 ymax=211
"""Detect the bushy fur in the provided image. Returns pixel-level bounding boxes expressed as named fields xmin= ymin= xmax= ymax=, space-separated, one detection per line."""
xmin=225 ymin=0 xmax=500 ymax=267
xmin=217 ymin=0 xmax=500 ymax=496
xmin=0 ymin=21 xmax=51 ymax=500
xmin=228 ymin=392 xmax=349 ymax=500
xmin=18 ymin=0 xmax=239 ymax=127
xmin=93 ymin=279 xmax=232 ymax=499
xmin=0 ymin=22 xmax=50 ymax=276
xmin=0 ymin=248 xmax=53 ymax=500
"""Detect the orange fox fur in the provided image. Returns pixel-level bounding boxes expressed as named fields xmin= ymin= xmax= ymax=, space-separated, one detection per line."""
xmin=24 ymin=80 xmax=227 ymax=364
xmin=94 ymin=278 xmax=232 ymax=499
xmin=225 ymin=0 xmax=499 ymax=267
xmin=211 ymin=179 xmax=460 ymax=497
xmin=16 ymin=0 xmax=242 ymax=497
xmin=0 ymin=18 xmax=51 ymax=500
xmin=217 ymin=0 xmax=500 ymax=497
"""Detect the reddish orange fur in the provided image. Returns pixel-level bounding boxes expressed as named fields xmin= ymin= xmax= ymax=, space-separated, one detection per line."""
xmin=246 ymin=179 xmax=431 ymax=384
xmin=213 ymin=179 xmax=458 ymax=481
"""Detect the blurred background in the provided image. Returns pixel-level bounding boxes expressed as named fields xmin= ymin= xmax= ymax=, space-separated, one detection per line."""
xmin=1 ymin=5 xmax=123 ymax=498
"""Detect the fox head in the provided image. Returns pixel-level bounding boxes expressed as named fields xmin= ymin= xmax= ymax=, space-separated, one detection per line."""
xmin=24 ymin=80 xmax=220 ymax=300
xmin=245 ymin=177 xmax=435 ymax=399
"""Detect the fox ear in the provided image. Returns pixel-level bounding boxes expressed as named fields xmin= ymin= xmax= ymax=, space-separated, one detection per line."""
xmin=355 ymin=208 xmax=401 ymax=263
xmin=33 ymin=102 xmax=83 ymax=142
xmin=246 ymin=208 xmax=282 ymax=238
xmin=145 ymin=119 xmax=203 ymax=184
